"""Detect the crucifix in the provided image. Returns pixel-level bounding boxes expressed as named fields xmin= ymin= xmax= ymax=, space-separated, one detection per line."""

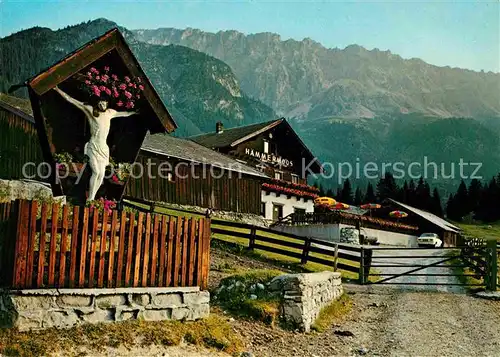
xmin=54 ymin=86 xmax=137 ymax=201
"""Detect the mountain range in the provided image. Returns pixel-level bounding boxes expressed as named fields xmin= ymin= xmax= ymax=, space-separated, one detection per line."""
xmin=133 ymin=27 xmax=500 ymax=120
xmin=1 ymin=19 xmax=499 ymax=193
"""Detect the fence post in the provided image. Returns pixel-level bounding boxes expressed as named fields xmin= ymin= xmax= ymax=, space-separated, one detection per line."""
xmin=333 ymin=244 xmax=339 ymax=272
xmin=486 ymin=239 xmax=498 ymax=291
xmin=301 ymin=238 xmax=311 ymax=265
xmin=248 ymin=226 xmax=257 ymax=251
xmin=364 ymin=248 xmax=373 ymax=283
xmin=359 ymin=247 xmax=365 ymax=284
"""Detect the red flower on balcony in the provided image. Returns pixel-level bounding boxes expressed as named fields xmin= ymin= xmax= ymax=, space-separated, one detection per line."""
xmin=263 ymin=182 xmax=319 ymax=199
xmin=269 ymin=178 xmax=320 ymax=193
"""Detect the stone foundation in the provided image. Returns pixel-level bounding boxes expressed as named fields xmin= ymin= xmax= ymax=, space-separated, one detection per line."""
xmin=269 ymin=271 xmax=343 ymax=332
xmin=0 ymin=287 xmax=209 ymax=331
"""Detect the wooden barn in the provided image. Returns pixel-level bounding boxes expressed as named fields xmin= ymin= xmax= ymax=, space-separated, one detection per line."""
xmin=125 ymin=133 xmax=267 ymax=214
xmin=0 ymin=94 xmax=44 ymax=180
xmin=382 ymin=199 xmax=462 ymax=245
xmin=190 ymin=119 xmax=322 ymax=221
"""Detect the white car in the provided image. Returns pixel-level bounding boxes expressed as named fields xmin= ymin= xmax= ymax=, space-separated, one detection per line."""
xmin=417 ymin=233 xmax=442 ymax=248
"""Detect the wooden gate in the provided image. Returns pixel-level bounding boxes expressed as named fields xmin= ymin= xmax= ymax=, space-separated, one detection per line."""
xmin=363 ymin=240 xmax=498 ymax=291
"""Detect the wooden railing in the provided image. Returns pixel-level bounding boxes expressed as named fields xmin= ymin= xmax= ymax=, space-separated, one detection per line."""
xmin=0 ymin=200 xmax=211 ymax=290
xmin=211 ymin=219 xmax=367 ymax=281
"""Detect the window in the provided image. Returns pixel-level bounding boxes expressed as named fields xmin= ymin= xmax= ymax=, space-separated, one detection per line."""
xmin=294 ymin=207 xmax=306 ymax=215
xmin=273 ymin=204 xmax=283 ymax=221
xmin=263 ymin=140 xmax=269 ymax=154
xmin=274 ymin=171 xmax=283 ymax=180
xmin=261 ymin=202 xmax=266 ymax=217
xmin=291 ymin=174 xmax=299 ymax=184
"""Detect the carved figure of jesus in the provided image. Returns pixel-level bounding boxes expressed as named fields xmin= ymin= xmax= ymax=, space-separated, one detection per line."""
xmin=54 ymin=86 xmax=136 ymax=201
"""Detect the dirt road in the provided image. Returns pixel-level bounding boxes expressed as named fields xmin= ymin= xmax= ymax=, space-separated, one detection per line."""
xmin=236 ymin=286 xmax=500 ymax=356
xmin=211 ymin=246 xmax=500 ymax=356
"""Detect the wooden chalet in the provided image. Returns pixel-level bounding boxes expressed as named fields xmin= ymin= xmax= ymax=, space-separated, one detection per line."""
xmin=17 ymin=28 xmax=176 ymax=203
xmin=125 ymin=134 xmax=267 ymax=214
xmin=190 ymin=119 xmax=322 ymax=221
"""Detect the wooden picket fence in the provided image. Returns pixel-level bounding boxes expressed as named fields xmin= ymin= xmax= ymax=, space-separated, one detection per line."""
xmin=0 ymin=200 xmax=210 ymax=290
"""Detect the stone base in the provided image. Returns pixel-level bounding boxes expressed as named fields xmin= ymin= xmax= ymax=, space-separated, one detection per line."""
xmin=0 ymin=287 xmax=210 ymax=331
xmin=269 ymin=271 xmax=343 ymax=332
xmin=0 ymin=179 xmax=65 ymax=203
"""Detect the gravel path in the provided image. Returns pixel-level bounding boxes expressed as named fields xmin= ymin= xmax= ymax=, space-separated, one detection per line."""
xmin=234 ymin=286 xmax=500 ymax=356
xmin=210 ymin=246 xmax=500 ymax=356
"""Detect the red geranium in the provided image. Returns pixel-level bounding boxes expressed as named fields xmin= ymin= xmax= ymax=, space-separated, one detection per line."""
xmin=82 ymin=66 xmax=143 ymax=109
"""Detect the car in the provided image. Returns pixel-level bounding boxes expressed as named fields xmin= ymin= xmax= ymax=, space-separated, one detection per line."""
xmin=417 ymin=233 xmax=442 ymax=248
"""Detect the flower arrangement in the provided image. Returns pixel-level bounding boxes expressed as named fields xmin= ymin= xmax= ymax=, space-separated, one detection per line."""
xmin=339 ymin=212 xmax=418 ymax=231
xmin=86 ymin=197 xmax=117 ymax=215
xmin=270 ymin=178 xmax=320 ymax=193
xmin=53 ymin=152 xmax=74 ymax=164
xmin=109 ymin=162 xmax=131 ymax=184
xmin=263 ymin=182 xmax=319 ymax=199
xmin=83 ymin=66 xmax=144 ymax=109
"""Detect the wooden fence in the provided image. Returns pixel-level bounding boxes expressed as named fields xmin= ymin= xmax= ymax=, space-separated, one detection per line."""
xmin=0 ymin=200 xmax=211 ymax=290
xmin=459 ymin=236 xmax=498 ymax=290
xmin=211 ymin=219 xmax=368 ymax=282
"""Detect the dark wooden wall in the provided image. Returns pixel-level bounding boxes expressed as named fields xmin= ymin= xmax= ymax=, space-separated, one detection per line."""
xmin=124 ymin=153 xmax=263 ymax=215
xmin=0 ymin=107 xmax=45 ymax=180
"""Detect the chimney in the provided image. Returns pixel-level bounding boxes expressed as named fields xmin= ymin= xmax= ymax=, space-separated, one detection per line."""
xmin=216 ymin=121 xmax=224 ymax=134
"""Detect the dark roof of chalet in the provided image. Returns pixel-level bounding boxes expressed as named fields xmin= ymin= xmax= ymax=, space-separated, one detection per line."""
xmin=388 ymin=199 xmax=461 ymax=233
xmin=189 ymin=119 xmax=282 ymax=149
xmin=141 ymin=133 xmax=268 ymax=179
xmin=24 ymin=28 xmax=176 ymax=133
xmin=0 ymin=93 xmax=34 ymax=122
xmin=189 ymin=118 xmax=322 ymax=172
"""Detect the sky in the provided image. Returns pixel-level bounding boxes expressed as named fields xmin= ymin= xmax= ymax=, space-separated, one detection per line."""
xmin=1 ymin=0 xmax=499 ymax=72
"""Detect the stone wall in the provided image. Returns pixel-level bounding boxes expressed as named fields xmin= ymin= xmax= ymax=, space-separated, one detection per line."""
xmin=0 ymin=287 xmax=209 ymax=331
xmin=269 ymin=271 xmax=343 ymax=332
xmin=0 ymin=179 xmax=65 ymax=203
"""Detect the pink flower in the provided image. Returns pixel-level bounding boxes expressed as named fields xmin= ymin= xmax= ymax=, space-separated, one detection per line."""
xmin=112 ymin=175 xmax=119 ymax=183
xmin=124 ymin=91 xmax=132 ymax=99
xmin=93 ymin=87 xmax=101 ymax=97
xmin=111 ymin=74 xmax=118 ymax=81
xmin=96 ymin=76 xmax=100 ymax=80
xmin=113 ymin=90 xmax=119 ymax=98
xmin=99 ymin=85 xmax=106 ymax=91
xmin=119 ymin=83 xmax=127 ymax=90
xmin=101 ymin=74 xmax=109 ymax=83
xmin=105 ymin=88 xmax=112 ymax=96
xmin=138 ymin=85 xmax=144 ymax=91
xmin=90 ymin=67 xmax=98 ymax=74
xmin=85 ymin=80 xmax=91 ymax=85
xmin=136 ymin=94 xmax=141 ymax=99
xmin=128 ymin=82 xmax=134 ymax=87
xmin=56 ymin=163 xmax=63 ymax=169
xmin=104 ymin=66 xmax=110 ymax=72
xmin=124 ymin=76 xmax=131 ymax=83
xmin=126 ymin=101 xmax=134 ymax=109
xmin=87 ymin=72 xmax=92 ymax=78
xmin=117 ymin=101 xmax=123 ymax=107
